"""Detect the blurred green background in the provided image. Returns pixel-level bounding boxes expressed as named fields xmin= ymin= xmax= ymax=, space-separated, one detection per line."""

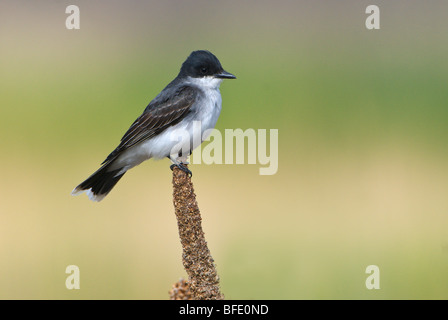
xmin=1 ymin=0 xmax=447 ymax=299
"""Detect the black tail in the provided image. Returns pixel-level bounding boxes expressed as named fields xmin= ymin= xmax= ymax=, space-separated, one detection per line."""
xmin=72 ymin=163 xmax=126 ymax=202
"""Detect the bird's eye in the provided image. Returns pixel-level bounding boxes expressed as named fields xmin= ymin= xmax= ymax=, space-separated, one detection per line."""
xmin=200 ymin=67 xmax=207 ymax=74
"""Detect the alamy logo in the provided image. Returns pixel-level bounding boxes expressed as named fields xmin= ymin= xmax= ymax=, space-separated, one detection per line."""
xmin=66 ymin=5 xmax=80 ymax=30
xmin=365 ymin=5 xmax=380 ymax=30
xmin=65 ymin=265 xmax=80 ymax=290
xmin=365 ymin=265 xmax=380 ymax=289
xmin=170 ymin=121 xmax=278 ymax=175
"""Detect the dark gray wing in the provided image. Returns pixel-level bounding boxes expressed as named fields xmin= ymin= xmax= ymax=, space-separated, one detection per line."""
xmin=102 ymin=85 xmax=197 ymax=164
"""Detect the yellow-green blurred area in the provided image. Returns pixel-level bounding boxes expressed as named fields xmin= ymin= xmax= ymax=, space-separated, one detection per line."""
xmin=1 ymin=0 xmax=447 ymax=299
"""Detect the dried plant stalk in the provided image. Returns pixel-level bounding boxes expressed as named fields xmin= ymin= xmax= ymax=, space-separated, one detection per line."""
xmin=171 ymin=165 xmax=224 ymax=300
xmin=169 ymin=278 xmax=193 ymax=300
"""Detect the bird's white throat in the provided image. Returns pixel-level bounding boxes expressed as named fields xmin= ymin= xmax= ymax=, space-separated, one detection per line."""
xmin=186 ymin=76 xmax=223 ymax=90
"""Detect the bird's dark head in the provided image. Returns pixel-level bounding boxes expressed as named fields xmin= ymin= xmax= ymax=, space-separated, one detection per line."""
xmin=179 ymin=50 xmax=236 ymax=80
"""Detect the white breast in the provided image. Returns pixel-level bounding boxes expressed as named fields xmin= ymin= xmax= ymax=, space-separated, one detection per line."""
xmin=186 ymin=76 xmax=223 ymax=138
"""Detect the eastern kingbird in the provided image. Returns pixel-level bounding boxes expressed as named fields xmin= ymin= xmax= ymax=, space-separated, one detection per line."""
xmin=72 ymin=50 xmax=236 ymax=202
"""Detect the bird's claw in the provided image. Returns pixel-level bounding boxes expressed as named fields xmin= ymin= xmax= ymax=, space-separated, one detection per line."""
xmin=170 ymin=163 xmax=193 ymax=177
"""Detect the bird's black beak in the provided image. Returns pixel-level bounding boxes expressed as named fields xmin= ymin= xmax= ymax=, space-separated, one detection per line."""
xmin=215 ymin=70 xmax=236 ymax=79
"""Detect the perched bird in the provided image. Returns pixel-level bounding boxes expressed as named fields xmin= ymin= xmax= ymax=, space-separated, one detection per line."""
xmin=72 ymin=50 xmax=236 ymax=202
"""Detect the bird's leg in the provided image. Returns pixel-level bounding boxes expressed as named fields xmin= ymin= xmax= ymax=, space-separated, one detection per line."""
xmin=168 ymin=154 xmax=192 ymax=177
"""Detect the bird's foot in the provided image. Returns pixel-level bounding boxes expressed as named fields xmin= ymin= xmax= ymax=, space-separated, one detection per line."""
xmin=170 ymin=163 xmax=192 ymax=177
